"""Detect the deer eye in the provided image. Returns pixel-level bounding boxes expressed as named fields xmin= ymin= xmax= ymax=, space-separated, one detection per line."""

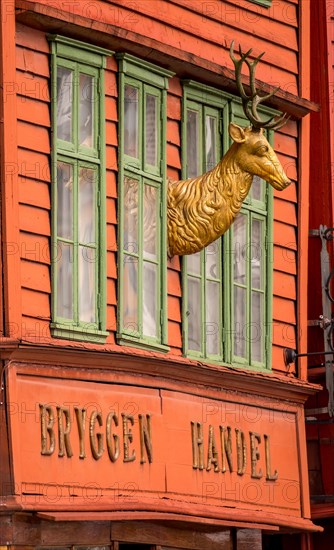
xmin=256 ymin=145 xmax=269 ymax=156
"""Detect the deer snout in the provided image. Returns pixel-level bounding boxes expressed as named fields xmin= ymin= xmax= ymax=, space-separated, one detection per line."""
xmin=267 ymin=165 xmax=291 ymax=191
xmin=260 ymin=152 xmax=291 ymax=191
xmin=272 ymin=175 xmax=291 ymax=190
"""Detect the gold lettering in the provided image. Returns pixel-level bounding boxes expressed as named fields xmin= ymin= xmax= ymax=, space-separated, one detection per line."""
xmin=122 ymin=413 xmax=136 ymax=462
xmin=89 ymin=411 xmax=104 ymax=460
xmin=206 ymin=425 xmax=220 ymax=472
xmin=57 ymin=406 xmax=73 ymax=458
xmin=74 ymin=407 xmax=86 ymax=459
xmin=250 ymin=431 xmax=263 ymax=479
xmin=138 ymin=414 xmax=153 ymax=464
xmin=220 ymin=426 xmax=233 ymax=473
xmin=264 ymin=434 xmax=278 ymax=481
xmin=191 ymin=421 xmax=204 ymax=470
xmin=235 ymin=428 xmax=246 ymax=476
xmin=106 ymin=412 xmax=119 ymax=462
xmin=40 ymin=404 xmax=55 ymax=456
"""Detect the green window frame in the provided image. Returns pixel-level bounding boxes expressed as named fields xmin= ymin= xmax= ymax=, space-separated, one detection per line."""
xmin=182 ymin=81 xmax=274 ymax=371
xmin=49 ymin=36 xmax=112 ymax=343
xmin=248 ymin=0 xmax=272 ymax=7
xmin=117 ymin=54 xmax=174 ymax=351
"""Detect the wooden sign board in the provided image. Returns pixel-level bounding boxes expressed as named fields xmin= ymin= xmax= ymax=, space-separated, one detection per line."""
xmin=5 ymin=363 xmax=311 ymax=528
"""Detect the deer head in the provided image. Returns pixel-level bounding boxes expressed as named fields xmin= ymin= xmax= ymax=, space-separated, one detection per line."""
xmin=167 ymin=42 xmax=291 ymax=257
xmin=228 ymin=41 xmax=291 ymax=190
xmin=227 ymin=123 xmax=290 ymax=191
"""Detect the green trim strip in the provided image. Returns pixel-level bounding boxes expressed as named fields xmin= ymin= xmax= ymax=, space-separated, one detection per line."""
xmin=117 ymin=53 xmax=174 ymax=89
xmin=51 ymin=322 xmax=109 ymax=344
xmin=48 ymin=35 xmax=113 ymax=66
xmin=248 ymin=0 xmax=272 ymax=8
xmin=183 ymin=80 xmax=231 ymax=109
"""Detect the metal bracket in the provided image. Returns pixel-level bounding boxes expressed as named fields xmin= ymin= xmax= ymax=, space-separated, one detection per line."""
xmin=308 ymin=316 xmax=332 ymax=328
xmin=319 ymin=225 xmax=334 ymax=416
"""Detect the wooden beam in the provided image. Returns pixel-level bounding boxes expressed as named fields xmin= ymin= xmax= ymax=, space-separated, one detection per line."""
xmin=15 ymin=0 xmax=318 ymax=119
xmin=110 ymin=520 xmax=232 ymax=550
xmin=297 ymin=0 xmax=311 ymax=382
xmin=36 ymin=511 xmax=278 ymax=531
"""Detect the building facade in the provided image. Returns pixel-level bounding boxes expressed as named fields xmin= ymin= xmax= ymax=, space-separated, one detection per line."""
xmin=0 ymin=1 xmax=322 ymax=548
xmin=305 ymin=0 xmax=334 ymax=547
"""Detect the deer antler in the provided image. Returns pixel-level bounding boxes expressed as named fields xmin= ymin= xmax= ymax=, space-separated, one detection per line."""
xmin=230 ymin=40 xmax=289 ymax=130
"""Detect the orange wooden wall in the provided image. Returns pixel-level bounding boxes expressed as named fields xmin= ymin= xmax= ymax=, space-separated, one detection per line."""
xmin=12 ymin=0 xmax=301 ymax=374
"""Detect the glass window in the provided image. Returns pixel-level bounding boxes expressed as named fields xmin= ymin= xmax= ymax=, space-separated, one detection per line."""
xmin=183 ymin=101 xmax=223 ymax=360
xmin=117 ymin=54 xmax=173 ymax=349
xmin=182 ymin=83 xmax=273 ymax=369
xmin=50 ymin=36 xmax=109 ymax=343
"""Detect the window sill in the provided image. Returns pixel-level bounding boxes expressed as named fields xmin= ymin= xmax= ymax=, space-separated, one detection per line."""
xmin=51 ymin=322 xmax=109 ymax=344
xmin=184 ymin=352 xmax=271 ymax=372
xmin=117 ymin=333 xmax=169 ymax=353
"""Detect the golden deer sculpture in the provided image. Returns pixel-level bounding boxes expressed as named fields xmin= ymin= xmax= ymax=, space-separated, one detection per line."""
xmin=167 ymin=42 xmax=291 ymax=257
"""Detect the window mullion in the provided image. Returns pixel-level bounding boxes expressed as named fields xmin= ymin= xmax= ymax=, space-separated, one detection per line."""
xmin=218 ymin=240 xmax=223 ymax=358
xmin=138 ymin=85 xmax=145 ymax=337
xmin=201 ymin=251 xmax=206 ymax=357
xmin=200 ymin=106 xmax=205 ymax=175
xmin=199 ymin=107 xmax=205 ymax=356
xmin=138 ymin=175 xmax=144 ymax=336
xmin=251 ymin=212 xmax=267 ymax=365
xmin=139 ymin=82 xmax=144 ymax=170
xmin=95 ymin=164 xmax=100 ymax=325
xmin=246 ymin=210 xmax=251 ymax=364
xmin=225 ymin=228 xmax=232 ymax=362
xmin=73 ymin=161 xmax=79 ymax=325
xmin=156 ymin=185 xmax=162 ymax=341
xmin=73 ymin=64 xmax=79 ymax=153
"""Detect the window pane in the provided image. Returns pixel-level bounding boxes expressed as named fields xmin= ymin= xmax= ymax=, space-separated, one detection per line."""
xmin=146 ymin=94 xmax=157 ymax=166
xmin=57 ymin=242 xmax=73 ymax=319
xmin=187 ymin=251 xmax=201 ymax=275
xmin=143 ymin=262 xmax=157 ymax=338
xmin=79 ymin=167 xmax=95 ymax=244
xmin=187 ymin=109 xmax=200 ymax=177
xmin=79 ymin=245 xmax=96 ymax=323
xmin=188 ymin=276 xmax=201 ymax=352
xmin=251 ymin=292 xmax=264 ymax=362
xmin=143 ymin=184 xmax=157 ymax=259
xmin=206 ymin=241 xmax=220 ymax=279
xmin=124 ymin=85 xmax=139 ymax=158
xmin=205 ymin=115 xmax=217 ymax=171
xmin=234 ymin=285 xmax=246 ymax=358
xmin=233 ymin=213 xmax=247 ymax=286
xmin=251 ymin=175 xmax=263 ymax=202
xmin=124 ymin=177 xmax=138 ymax=255
xmin=57 ymin=66 xmax=72 ymax=142
xmin=57 ymin=162 xmax=73 ymax=240
xmin=123 ymin=255 xmax=138 ymax=332
xmin=251 ymin=218 xmax=263 ymax=290
xmin=79 ymin=73 xmax=94 ymax=147
xmin=206 ymin=280 xmax=220 ymax=355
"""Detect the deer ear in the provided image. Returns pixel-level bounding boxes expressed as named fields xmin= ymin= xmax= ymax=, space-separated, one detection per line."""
xmin=229 ymin=123 xmax=246 ymax=143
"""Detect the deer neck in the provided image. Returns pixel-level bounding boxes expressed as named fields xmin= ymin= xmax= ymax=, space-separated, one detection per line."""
xmin=218 ymin=146 xmax=254 ymax=212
